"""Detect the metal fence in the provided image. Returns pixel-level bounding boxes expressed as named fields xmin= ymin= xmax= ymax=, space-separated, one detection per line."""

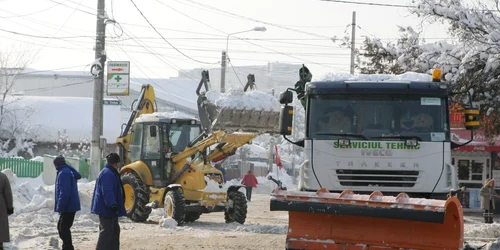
xmin=0 ymin=158 xmax=44 ymax=178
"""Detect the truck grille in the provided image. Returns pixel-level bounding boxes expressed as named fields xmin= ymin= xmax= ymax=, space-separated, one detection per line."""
xmin=335 ymin=169 xmax=419 ymax=187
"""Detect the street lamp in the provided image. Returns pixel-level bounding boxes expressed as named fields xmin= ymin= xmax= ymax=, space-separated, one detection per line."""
xmin=221 ymin=26 xmax=266 ymax=92
xmin=226 ymin=26 xmax=267 ymax=55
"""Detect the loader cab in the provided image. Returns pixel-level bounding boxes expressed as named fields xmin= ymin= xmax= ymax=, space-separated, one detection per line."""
xmin=130 ymin=115 xmax=201 ymax=186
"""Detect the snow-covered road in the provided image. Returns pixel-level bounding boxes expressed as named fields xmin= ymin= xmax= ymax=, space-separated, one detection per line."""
xmin=2 ymin=169 xmax=500 ymax=249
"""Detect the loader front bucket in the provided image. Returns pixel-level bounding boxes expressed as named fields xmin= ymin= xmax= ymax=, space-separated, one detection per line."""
xmin=197 ymin=93 xmax=280 ymax=134
xmin=270 ymin=188 xmax=464 ymax=250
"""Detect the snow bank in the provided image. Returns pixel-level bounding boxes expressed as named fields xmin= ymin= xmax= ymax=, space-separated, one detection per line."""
xmin=2 ymin=169 xmax=99 ymax=249
xmin=205 ymin=88 xmax=280 ymax=112
xmin=30 ymin=156 xmax=44 ymax=162
xmin=136 ymin=111 xmax=197 ymax=123
xmin=316 ymin=72 xmax=432 ymax=82
xmin=465 ymin=222 xmax=500 ymax=239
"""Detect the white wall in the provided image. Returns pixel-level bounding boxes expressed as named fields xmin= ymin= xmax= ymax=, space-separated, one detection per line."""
xmin=11 ymin=96 xmax=121 ymax=143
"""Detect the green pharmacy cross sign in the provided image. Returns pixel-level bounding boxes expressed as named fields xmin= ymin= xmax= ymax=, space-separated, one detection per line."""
xmin=107 ymin=61 xmax=130 ymax=96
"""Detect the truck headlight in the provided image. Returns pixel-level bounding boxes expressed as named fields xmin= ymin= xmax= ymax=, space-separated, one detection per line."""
xmin=338 ymin=138 xmax=351 ymax=146
xmin=405 ymin=138 xmax=419 ymax=147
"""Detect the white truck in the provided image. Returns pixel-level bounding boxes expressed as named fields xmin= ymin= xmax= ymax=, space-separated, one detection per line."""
xmin=278 ymin=66 xmax=480 ymax=199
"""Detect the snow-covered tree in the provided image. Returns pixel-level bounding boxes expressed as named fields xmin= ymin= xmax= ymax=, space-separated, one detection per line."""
xmin=340 ymin=0 xmax=500 ymax=137
xmin=0 ymin=49 xmax=39 ymax=157
xmin=54 ymin=129 xmax=90 ymax=157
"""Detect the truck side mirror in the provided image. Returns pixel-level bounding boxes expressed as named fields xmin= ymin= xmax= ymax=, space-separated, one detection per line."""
xmin=279 ymin=91 xmax=293 ymax=105
xmin=464 ymin=108 xmax=480 ymax=130
xmin=279 ymin=106 xmax=294 ymax=135
xmin=150 ymin=126 xmax=157 ymax=137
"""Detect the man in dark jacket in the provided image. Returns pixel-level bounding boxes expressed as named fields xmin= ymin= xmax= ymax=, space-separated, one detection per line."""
xmin=0 ymin=171 xmax=13 ymax=250
xmin=91 ymin=153 xmax=126 ymax=250
xmin=54 ymin=155 xmax=82 ymax=250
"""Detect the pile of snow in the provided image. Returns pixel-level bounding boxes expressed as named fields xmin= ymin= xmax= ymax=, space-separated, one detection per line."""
xmin=2 ymin=169 xmax=99 ymax=249
xmin=224 ymin=166 xmax=296 ymax=194
xmin=202 ymin=176 xmax=223 ymax=192
xmin=316 ymin=72 xmax=432 ymax=82
xmin=29 ymin=156 xmax=44 ymax=162
xmin=465 ymin=222 xmax=500 ymax=239
xmin=159 ymin=217 xmax=178 ymax=229
xmin=136 ymin=111 xmax=197 ymax=123
xmin=205 ymin=88 xmax=280 ymax=112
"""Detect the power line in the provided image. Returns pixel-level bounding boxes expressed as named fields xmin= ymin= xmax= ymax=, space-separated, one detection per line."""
xmin=320 ymin=0 xmax=500 ymax=11
xmin=128 ymin=0 xmax=218 ymax=65
xmin=320 ymin=0 xmax=410 ymax=8
xmin=47 ymin=0 xmax=94 ymax=15
xmin=22 ymin=79 xmax=93 ymax=92
xmin=0 ymin=27 xmax=94 ymax=39
xmin=185 ymin=0 xmax=335 ymax=40
xmin=153 ymin=0 xmax=348 ymax=72
xmin=227 ymin=56 xmax=244 ymax=87
xmin=19 ymin=65 xmax=90 ymax=75
xmin=0 ymin=0 xmax=69 ymax=18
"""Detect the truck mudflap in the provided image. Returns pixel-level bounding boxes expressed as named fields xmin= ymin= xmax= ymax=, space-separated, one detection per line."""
xmin=270 ymin=188 xmax=464 ymax=250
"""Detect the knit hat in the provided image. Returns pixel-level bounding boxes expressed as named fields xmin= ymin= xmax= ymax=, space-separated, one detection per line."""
xmin=106 ymin=153 xmax=121 ymax=164
xmin=53 ymin=155 xmax=66 ymax=167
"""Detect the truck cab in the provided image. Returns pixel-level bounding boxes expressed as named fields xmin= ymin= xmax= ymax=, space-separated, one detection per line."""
xmin=129 ymin=114 xmax=202 ymax=187
xmin=279 ymin=69 xmax=480 ymax=199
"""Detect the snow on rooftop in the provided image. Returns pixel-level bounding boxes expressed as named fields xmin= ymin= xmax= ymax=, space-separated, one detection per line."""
xmin=9 ymin=96 xmax=121 ymax=142
xmin=130 ymin=78 xmax=199 ymax=112
xmin=206 ymin=87 xmax=280 ymax=112
xmin=136 ymin=111 xmax=198 ymax=123
xmin=315 ymin=72 xmax=433 ymax=82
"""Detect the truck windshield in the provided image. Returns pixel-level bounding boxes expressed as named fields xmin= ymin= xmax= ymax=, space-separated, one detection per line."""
xmin=164 ymin=123 xmax=201 ymax=154
xmin=308 ymin=95 xmax=449 ymax=142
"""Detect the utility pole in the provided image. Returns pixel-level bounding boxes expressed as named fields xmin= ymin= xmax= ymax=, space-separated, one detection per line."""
xmin=350 ymin=11 xmax=356 ymax=75
xmin=220 ymin=50 xmax=227 ymax=93
xmin=268 ymin=137 xmax=274 ymax=173
xmin=90 ymin=0 xmax=106 ymax=180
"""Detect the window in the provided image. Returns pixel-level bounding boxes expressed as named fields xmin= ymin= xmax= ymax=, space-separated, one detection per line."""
xmin=458 ymin=160 xmax=470 ymax=180
xmin=308 ymin=95 xmax=449 ymax=142
xmin=142 ymin=124 xmax=160 ymax=159
xmin=129 ymin=124 xmax=143 ymax=162
xmin=164 ymin=123 xmax=201 ymax=154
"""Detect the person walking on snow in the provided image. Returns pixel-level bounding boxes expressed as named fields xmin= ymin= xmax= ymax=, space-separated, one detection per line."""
xmin=91 ymin=153 xmax=127 ymax=250
xmin=0 ymin=171 xmax=13 ymax=250
xmin=241 ymin=170 xmax=258 ymax=201
xmin=54 ymin=155 xmax=82 ymax=250
xmin=480 ymin=178 xmax=500 ymax=224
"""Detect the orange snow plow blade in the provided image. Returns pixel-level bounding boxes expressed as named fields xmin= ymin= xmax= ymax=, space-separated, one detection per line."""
xmin=270 ymin=188 xmax=464 ymax=250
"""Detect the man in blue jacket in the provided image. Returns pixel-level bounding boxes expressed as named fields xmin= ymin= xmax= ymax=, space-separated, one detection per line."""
xmin=54 ymin=155 xmax=81 ymax=250
xmin=91 ymin=153 xmax=126 ymax=250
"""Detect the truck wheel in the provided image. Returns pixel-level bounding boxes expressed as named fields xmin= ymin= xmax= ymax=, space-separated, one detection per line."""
xmin=164 ymin=189 xmax=186 ymax=226
xmin=225 ymin=191 xmax=247 ymax=224
xmin=185 ymin=212 xmax=201 ymax=223
xmin=121 ymin=172 xmax=152 ymax=222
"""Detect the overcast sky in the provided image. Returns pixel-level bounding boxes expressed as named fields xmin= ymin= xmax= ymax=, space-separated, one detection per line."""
xmin=0 ymin=0 xmax=452 ymax=80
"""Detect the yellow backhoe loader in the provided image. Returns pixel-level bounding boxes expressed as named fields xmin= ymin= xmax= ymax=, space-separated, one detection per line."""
xmin=116 ymin=71 xmax=280 ymax=225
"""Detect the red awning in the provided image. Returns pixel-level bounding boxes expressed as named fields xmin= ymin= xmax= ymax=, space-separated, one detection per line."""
xmin=451 ymin=129 xmax=500 ymax=152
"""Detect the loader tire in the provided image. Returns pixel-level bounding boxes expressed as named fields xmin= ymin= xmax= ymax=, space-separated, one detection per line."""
xmin=121 ymin=172 xmax=152 ymax=222
xmin=224 ymin=191 xmax=247 ymax=224
xmin=164 ymin=189 xmax=186 ymax=226
xmin=185 ymin=212 xmax=201 ymax=223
